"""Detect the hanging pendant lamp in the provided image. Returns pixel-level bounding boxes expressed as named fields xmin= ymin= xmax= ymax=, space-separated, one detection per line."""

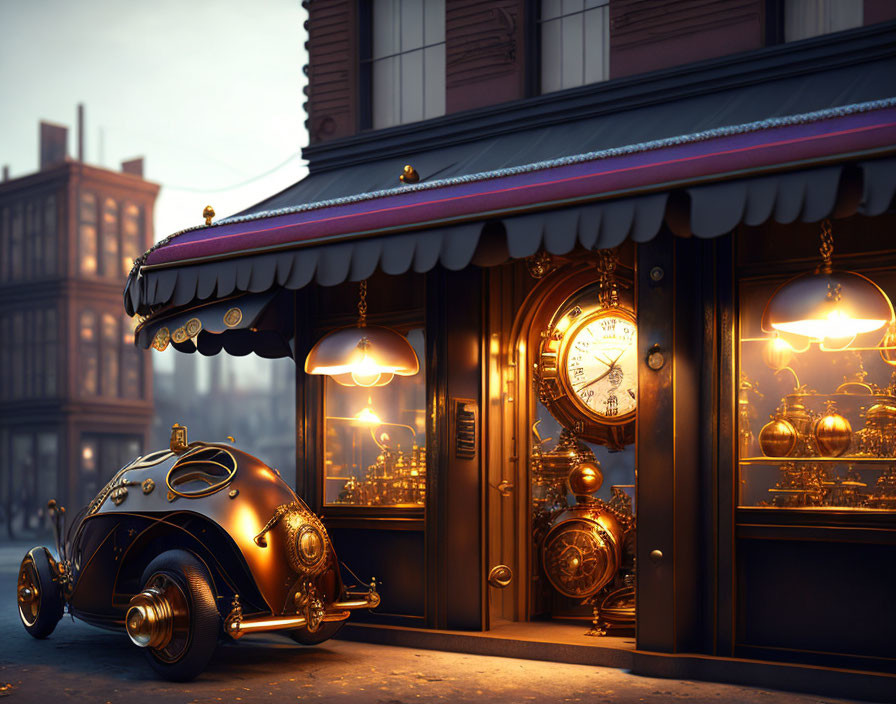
xmin=304 ymin=281 xmax=419 ymax=387
xmin=761 ymin=220 xmax=894 ymax=351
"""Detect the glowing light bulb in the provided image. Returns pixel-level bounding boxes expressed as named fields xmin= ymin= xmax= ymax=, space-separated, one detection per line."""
xmin=354 ymin=407 xmax=381 ymax=424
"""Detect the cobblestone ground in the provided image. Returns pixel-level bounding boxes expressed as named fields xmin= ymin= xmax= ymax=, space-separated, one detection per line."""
xmin=0 ymin=541 xmax=865 ymax=704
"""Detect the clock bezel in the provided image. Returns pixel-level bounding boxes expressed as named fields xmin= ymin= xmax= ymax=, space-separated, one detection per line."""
xmin=557 ymin=306 xmax=638 ymax=426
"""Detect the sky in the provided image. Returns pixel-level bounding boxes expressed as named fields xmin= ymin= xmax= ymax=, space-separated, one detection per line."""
xmin=0 ymin=0 xmax=309 ymax=385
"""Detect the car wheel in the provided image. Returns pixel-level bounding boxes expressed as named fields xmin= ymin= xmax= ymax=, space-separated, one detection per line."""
xmin=17 ymin=547 xmax=64 ymax=639
xmin=129 ymin=550 xmax=219 ymax=681
xmin=287 ymin=619 xmax=345 ymax=645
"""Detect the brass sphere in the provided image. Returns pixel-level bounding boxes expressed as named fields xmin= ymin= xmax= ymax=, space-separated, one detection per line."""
xmin=568 ymin=461 xmax=603 ymax=497
xmin=758 ymin=418 xmax=797 ymax=457
xmin=814 ymin=412 xmax=851 ymax=457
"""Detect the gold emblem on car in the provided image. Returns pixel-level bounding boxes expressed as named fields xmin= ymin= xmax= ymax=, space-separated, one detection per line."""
xmin=185 ymin=318 xmax=202 ymax=338
xmin=152 ymin=327 xmax=170 ymax=352
xmin=223 ymin=308 xmax=243 ymax=328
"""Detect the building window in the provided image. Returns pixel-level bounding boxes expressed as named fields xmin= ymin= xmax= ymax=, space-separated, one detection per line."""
xmin=540 ymin=0 xmax=609 ymax=94
xmin=79 ymin=309 xmax=99 ymax=396
xmin=101 ymin=313 xmax=119 ymax=397
xmin=79 ymin=192 xmax=98 ymax=275
xmin=101 ymin=197 xmax=119 ymax=280
xmin=369 ymin=0 xmax=446 ymax=129
xmin=784 ymin=0 xmax=862 ymax=42
xmin=121 ymin=203 xmax=142 ymax=278
xmin=11 ymin=203 xmax=24 ymax=280
xmin=44 ymin=308 xmax=57 ymax=396
xmin=80 ymin=434 xmax=142 ymax=505
xmin=323 ymin=327 xmax=426 ymax=507
xmin=43 ymin=195 xmax=56 ymax=276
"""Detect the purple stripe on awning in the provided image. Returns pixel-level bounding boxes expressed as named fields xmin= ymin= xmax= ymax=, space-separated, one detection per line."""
xmin=145 ymin=107 xmax=896 ymax=268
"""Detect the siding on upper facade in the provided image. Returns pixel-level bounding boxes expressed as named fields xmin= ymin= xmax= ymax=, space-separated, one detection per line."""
xmin=305 ymin=0 xmax=358 ymax=143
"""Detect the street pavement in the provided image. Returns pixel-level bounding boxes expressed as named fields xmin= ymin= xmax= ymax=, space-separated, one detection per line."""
xmin=0 ymin=540 xmax=866 ymax=704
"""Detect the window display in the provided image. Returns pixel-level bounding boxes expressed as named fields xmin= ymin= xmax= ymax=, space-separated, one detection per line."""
xmin=737 ymin=269 xmax=896 ymax=511
xmin=323 ymin=328 xmax=426 ymax=507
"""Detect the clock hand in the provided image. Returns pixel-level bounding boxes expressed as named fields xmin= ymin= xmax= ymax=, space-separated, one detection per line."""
xmin=573 ymin=366 xmax=614 ymax=392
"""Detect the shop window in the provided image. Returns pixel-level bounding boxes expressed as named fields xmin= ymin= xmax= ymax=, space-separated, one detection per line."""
xmin=323 ymin=327 xmax=426 ymax=507
xmin=44 ymin=308 xmax=57 ymax=396
xmin=101 ymin=197 xmax=119 ymax=279
xmin=79 ymin=192 xmax=98 ymax=275
xmin=784 ymin=0 xmax=862 ymax=42
xmin=79 ymin=309 xmax=99 ymax=396
xmin=369 ymin=0 xmax=446 ymax=129
xmin=540 ymin=0 xmax=609 ymax=95
xmin=737 ymin=268 xmax=896 ymax=511
xmin=121 ymin=203 xmax=142 ymax=278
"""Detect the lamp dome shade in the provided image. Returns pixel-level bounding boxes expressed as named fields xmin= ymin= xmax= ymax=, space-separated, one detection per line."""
xmin=761 ymin=270 xmax=894 ymax=348
xmin=304 ymin=325 xmax=419 ymax=387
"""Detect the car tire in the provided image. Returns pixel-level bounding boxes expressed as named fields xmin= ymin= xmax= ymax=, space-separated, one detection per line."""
xmin=17 ymin=547 xmax=64 ymax=639
xmin=287 ymin=619 xmax=345 ymax=645
xmin=137 ymin=550 xmax=219 ymax=681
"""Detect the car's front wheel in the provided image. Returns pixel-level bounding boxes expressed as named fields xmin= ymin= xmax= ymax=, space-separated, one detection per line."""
xmin=17 ymin=547 xmax=64 ymax=638
xmin=127 ymin=550 xmax=219 ymax=681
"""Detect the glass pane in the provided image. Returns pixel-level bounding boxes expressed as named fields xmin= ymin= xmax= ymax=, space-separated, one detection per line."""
xmin=373 ymin=56 xmax=400 ymax=129
xmin=373 ymin=0 xmax=399 ymax=59
xmin=423 ymin=0 xmax=444 ymax=46
xmin=101 ymin=198 xmax=119 ymax=279
xmin=122 ymin=314 xmax=141 ymax=398
xmin=324 ymin=328 xmax=426 ymax=507
xmin=11 ymin=204 xmax=23 ymax=279
xmin=80 ymin=310 xmax=98 ymax=396
xmin=121 ymin=203 xmax=141 ymax=277
xmin=542 ymin=0 xmax=563 ymax=20
xmin=541 ymin=18 xmax=563 ymax=94
xmin=81 ymin=437 xmax=99 ymax=505
xmin=79 ymin=193 xmax=97 ymax=275
xmin=784 ymin=0 xmax=862 ymax=42
xmin=737 ymin=270 xmax=896 ymax=511
xmin=561 ymin=13 xmax=584 ymax=90
xmin=43 ymin=195 xmax=56 ymax=276
xmin=583 ymin=6 xmax=609 ymax=85
xmin=423 ymin=44 xmax=445 ymax=120
xmin=37 ymin=432 xmax=59 ymax=509
xmin=400 ymin=49 xmax=424 ymax=124
xmin=400 ymin=0 xmax=424 ymax=51
xmin=45 ymin=308 xmax=57 ymax=396
xmin=102 ymin=313 xmax=119 ymax=397
xmin=12 ymin=313 xmax=23 ymax=398
xmin=27 ymin=201 xmax=40 ymax=278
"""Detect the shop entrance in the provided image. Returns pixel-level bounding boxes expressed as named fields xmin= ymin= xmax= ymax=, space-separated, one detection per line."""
xmin=485 ymin=249 xmax=637 ymax=645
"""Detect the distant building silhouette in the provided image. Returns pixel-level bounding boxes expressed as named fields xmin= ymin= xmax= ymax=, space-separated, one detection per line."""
xmin=0 ymin=109 xmax=158 ymax=535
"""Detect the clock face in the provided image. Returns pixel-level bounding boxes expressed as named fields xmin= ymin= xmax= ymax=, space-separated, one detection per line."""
xmin=562 ymin=312 xmax=638 ymax=422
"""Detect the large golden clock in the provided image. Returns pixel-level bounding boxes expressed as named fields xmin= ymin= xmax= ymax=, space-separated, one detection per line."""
xmin=536 ymin=305 xmax=637 ymax=449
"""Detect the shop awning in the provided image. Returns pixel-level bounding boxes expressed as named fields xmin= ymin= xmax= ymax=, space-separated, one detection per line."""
xmin=126 ymin=99 xmax=896 ymax=322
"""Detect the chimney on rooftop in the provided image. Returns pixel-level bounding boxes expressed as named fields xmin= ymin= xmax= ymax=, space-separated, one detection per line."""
xmin=121 ymin=157 xmax=144 ymax=178
xmin=39 ymin=121 xmax=68 ymax=170
xmin=2 ymin=166 xmax=8 ymax=181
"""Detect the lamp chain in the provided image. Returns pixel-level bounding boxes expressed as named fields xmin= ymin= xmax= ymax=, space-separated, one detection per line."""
xmin=358 ymin=280 xmax=368 ymax=327
xmin=819 ymin=219 xmax=834 ymax=273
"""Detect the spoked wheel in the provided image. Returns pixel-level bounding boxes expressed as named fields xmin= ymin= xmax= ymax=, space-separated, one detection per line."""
xmin=17 ymin=547 xmax=64 ymax=639
xmin=127 ymin=550 xmax=219 ymax=681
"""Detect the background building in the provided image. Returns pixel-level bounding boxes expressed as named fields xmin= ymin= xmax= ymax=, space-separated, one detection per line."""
xmin=0 ymin=113 xmax=157 ymax=534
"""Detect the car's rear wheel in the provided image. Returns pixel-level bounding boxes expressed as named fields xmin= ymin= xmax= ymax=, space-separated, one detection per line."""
xmin=128 ymin=550 xmax=219 ymax=681
xmin=17 ymin=547 xmax=64 ymax=639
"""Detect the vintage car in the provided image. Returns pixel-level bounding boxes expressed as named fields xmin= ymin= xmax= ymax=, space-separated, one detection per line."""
xmin=15 ymin=424 xmax=379 ymax=681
